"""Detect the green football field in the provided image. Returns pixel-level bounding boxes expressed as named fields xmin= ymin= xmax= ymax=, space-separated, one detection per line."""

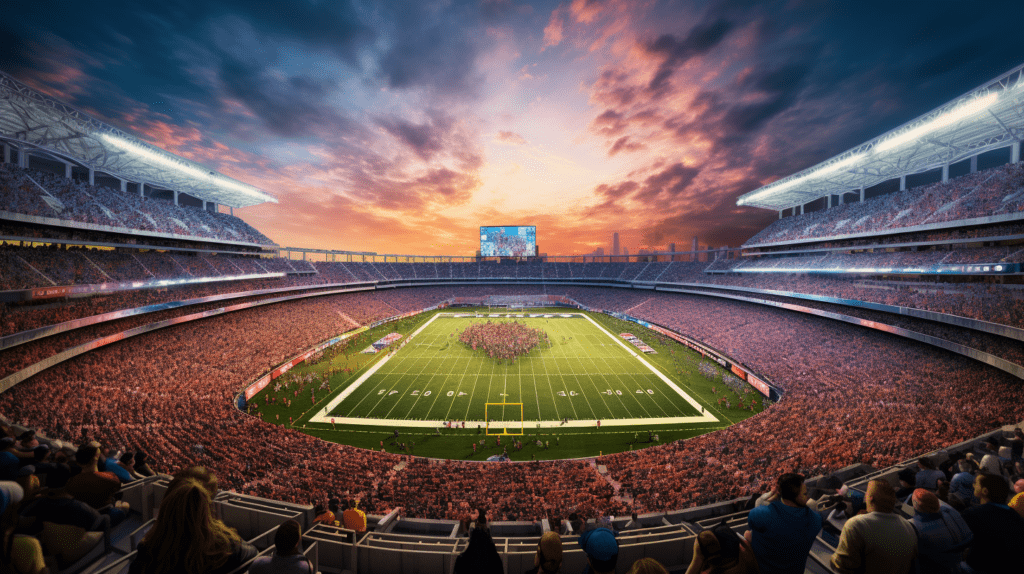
xmin=310 ymin=312 xmax=709 ymax=429
xmin=253 ymin=308 xmax=768 ymax=459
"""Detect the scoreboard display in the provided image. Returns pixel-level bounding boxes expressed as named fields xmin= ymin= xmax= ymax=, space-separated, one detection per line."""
xmin=480 ymin=226 xmax=536 ymax=257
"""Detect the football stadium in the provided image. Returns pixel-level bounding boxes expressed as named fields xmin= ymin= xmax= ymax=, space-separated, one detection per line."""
xmin=1 ymin=3 xmax=1024 ymax=574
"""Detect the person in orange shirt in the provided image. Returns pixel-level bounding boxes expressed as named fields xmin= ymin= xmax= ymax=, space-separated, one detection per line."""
xmin=313 ymin=498 xmax=340 ymax=526
xmin=342 ymin=499 xmax=366 ymax=532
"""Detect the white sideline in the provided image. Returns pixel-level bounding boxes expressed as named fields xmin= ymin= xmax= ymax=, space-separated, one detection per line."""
xmin=307 ymin=313 xmax=719 ymax=428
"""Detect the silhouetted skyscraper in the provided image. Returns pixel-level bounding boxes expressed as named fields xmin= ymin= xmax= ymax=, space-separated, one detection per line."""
xmin=613 ymin=233 xmax=620 ymax=256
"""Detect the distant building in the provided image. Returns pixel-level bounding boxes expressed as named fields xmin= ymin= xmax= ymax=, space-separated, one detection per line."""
xmin=613 ymin=233 xmax=620 ymax=256
xmin=668 ymin=242 xmax=676 ymax=262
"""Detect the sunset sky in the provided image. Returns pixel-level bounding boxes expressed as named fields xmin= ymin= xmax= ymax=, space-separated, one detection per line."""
xmin=3 ymin=0 xmax=1022 ymax=255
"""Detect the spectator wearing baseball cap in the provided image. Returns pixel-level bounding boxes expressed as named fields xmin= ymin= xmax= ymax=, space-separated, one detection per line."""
xmin=579 ymin=527 xmax=617 ymax=574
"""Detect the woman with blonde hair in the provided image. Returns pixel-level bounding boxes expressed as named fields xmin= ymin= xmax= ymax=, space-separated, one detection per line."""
xmin=129 ymin=478 xmax=256 ymax=574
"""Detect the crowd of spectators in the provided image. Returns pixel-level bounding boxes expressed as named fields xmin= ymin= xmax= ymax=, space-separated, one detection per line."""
xmin=696 ymin=274 xmax=1024 ymax=329
xmin=709 ymin=246 xmax=1024 ymax=275
xmin=0 ymin=163 xmax=273 ymax=245
xmin=745 ymin=161 xmax=1024 ymax=247
xmin=1 ymin=285 xmax=1023 ymax=527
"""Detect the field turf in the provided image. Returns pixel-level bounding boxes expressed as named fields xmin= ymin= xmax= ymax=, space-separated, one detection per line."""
xmin=249 ymin=308 xmax=768 ymax=460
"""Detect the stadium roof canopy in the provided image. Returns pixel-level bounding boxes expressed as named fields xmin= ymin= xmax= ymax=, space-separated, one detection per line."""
xmin=737 ymin=62 xmax=1024 ymax=211
xmin=0 ymin=70 xmax=277 ymax=208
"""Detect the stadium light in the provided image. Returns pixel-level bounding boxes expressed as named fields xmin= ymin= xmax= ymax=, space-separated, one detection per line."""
xmin=875 ymin=92 xmax=999 ymax=152
xmin=98 ymin=133 xmax=273 ymax=201
xmin=739 ymin=153 xmax=866 ymax=205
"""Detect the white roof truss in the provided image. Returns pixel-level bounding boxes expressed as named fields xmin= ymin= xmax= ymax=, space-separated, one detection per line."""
xmin=738 ymin=62 xmax=1024 ymax=210
xmin=0 ymin=70 xmax=277 ymax=208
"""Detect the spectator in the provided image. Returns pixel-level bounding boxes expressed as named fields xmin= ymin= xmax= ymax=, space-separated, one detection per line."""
xmin=830 ymin=479 xmax=916 ymax=574
xmin=895 ymin=468 xmax=917 ymax=500
xmin=132 ymin=451 xmax=155 ymax=477
xmin=115 ymin=452 xmax=145 ymax=481
xmin=166 ymin=465 xmax=219 ymax=499
xmin=622 ymin=512 xmax=640 ymax=531
xmin=1009 ymin=492 xmax=1024 ymax=519
xmin=248 ymin=519 xmax=313 ymax=574
xmin=687 ymin=525 xmax=758 ymax=574
xmin=64 ymin=443 xmax=128 ymax=514
xmin=0 ymin=480 xmax=48 ymax=574
xmin=960 ymin=473 xmax=1024 ymax=574
xmin=525 ymin=531 xmax=563 ymax=574
xmin=627 ymin=557 xmax=669 ymax=574
xmin=915 ymin=457 xmax=945 ymax=491
xmin=129 ymin=477 xmax=257 ymax=574
xmin=16 ymin=431 xmax=38 ymax=451
xmin=948 ymin=459 xmax=977 ymax=507
xmin=579 ymin=527 xmax=618 ymax=574
xmin=313 ymin=498 xmax=340 ymax=526
xmin=30 ymin=445 xmax=71 ymax=489
xmin=909 ymin=489 xmax=972 ymax=574
xmin=342 ymin=499 xmax=367 ymax=532
xmin=745 ymin=473 xmax=822 ymax=574
xmin=453 ymin=521 xmax=503 ymax=574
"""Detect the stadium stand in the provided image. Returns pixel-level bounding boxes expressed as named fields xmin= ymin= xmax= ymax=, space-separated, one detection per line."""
xmin=1 ymin=163 xmax=275 ymax=246
xmin=4 ymin=68 xmax=1024 ymax=574
xmin=744 ymin=162 xmax=1024 ymax=247
xmin=2 ymin=282 xmax=1023 ymax=573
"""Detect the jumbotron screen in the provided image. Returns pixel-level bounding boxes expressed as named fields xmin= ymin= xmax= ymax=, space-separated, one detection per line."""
xmin=480 ymin=226 xmax=537 ymax=257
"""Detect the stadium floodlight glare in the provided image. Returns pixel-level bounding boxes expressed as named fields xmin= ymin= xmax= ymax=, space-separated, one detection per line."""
xmin=738 ymin=153 xmax=866 ymax=205
xmin=875 ymin=92 xmax=999 ymax=152
xmin=98 ymin=133 xmax=271 ymax=201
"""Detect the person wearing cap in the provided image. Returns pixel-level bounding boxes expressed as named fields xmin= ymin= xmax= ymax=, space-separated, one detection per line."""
xmin=909 ymin=489 xmax=972 ymax=574
xmin=745 ymin=473 xmax=821 ymax=574
xmin=959 ymin=473 xmax=1024 ymax=574
xmin=579 ymin=527 xmax=617 ymax=574
xmin=830 ymin=479 xmax=916 ymax=574
xmin=525 ymin=531 xmax=562 ymax=574
xmin=248 ymin=519 xmax=313 ymax=574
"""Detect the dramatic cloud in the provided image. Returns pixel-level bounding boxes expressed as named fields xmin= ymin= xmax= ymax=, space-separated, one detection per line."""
xmin=495 ymin=131 xmax=528 ymax=145
xmin=3 ymin=0 xmax=1023 ymax=254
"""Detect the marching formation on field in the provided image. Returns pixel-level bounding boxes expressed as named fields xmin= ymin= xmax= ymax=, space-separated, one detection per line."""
xmin=458 ymin=321 xmax=550 ymax=362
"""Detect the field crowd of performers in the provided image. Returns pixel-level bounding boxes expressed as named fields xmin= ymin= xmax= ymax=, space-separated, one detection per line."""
xmin=458 ymin=320 xmax=548 ymax=361
xmin=0 ymin=284 xmax=1022 ymax=527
